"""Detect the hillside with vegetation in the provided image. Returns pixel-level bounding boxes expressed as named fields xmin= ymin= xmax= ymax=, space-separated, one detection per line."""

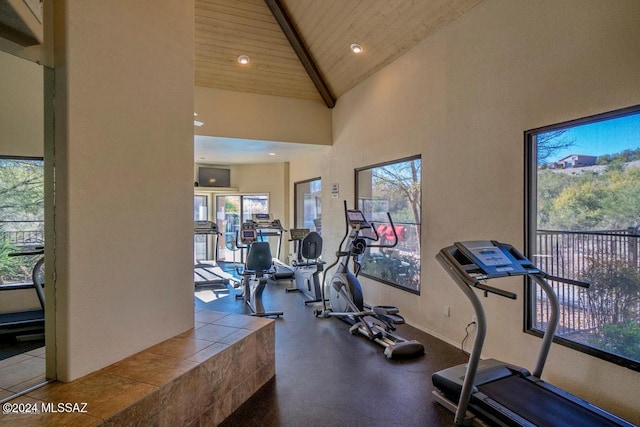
xmin=538 ymin=150 xmax=640 ymax=231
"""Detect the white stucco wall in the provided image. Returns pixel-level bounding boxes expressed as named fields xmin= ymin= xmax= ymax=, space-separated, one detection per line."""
xmin=290 ymin=0 xmax=640 ymax=422
xmin=195 ymin=86 xmax=332 ymax=146
xmin=0 ymin=50 xmax=43 ymax=158
xmin=52 ymin=0 xmax=195 ymax=381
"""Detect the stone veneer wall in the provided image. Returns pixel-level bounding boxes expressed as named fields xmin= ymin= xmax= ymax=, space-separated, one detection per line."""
xmin=3 ymin=310 xmax=275 ymax=426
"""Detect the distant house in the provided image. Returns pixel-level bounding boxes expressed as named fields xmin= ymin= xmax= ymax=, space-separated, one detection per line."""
xmin=556 ymin=154 xmax=597 ymax=168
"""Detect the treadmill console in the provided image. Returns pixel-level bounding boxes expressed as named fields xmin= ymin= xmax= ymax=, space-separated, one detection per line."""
xmin=290 ymin=228 xmax=310 ymax=240
xmin=240 ymin=222 xmax=257 ymax=243
xmin=454 ymin=241 xmax=539 ymax=279
xmin=252 ymin=213 xmax=273 ymax=225
xmin=194 ymin=220 xmax=218 ymax=234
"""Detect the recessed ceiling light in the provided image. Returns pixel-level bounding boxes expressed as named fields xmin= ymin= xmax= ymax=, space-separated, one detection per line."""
xmin=237 ymin=54 xmax=250 ymax=65
xmin=350 ymin=43 xmax=363 ymax=54
xmin=194 ymin=120 xmax=204 ymax=127
xmin=268 ymin=152 xmax=276 ymax=156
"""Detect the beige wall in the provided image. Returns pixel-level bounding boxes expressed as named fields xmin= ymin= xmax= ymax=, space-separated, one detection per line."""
xmin=235 ymin=162 xmax=290 ymax=262
xmin=0 ymin=50 xmax=43 ymax=158
xmin=52 ymin=0 xmax=195 ymax=381
xmin=291 ymin=0 xmax=640 ymax=422
xmin=195 ymin=86 xmax=332 ymax=146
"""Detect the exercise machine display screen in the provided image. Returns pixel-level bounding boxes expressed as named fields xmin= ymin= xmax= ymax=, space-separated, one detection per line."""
xmin=346 ymin=210 xmax=370 ymax=228
xmin=464 ymin=242 xmax=512 ymax=268
xmin=456 ymin=240 xmax=533 ymax=278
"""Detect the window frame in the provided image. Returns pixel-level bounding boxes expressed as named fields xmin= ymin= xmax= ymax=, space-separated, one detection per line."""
xmin=355 ymin=155 xmax=421 ymax=295
xmin=524 ymin=104 xmax=640 ymax=372
xmin=0 ymin=155 xmax=45 ymax=286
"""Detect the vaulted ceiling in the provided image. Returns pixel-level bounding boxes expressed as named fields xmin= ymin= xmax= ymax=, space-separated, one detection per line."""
xmin=196 ymin=0 xmax=482 ymax=106
xmin=194 ymin=0 xmax=483 ymax=163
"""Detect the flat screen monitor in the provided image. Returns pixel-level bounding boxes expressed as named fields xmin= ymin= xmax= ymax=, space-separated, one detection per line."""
xmin=198 ymin=167 xmax=230 ymax=187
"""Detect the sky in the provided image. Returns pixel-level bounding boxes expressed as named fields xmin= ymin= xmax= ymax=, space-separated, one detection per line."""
xmin=543 ymin=111 xmax=640 ymax=162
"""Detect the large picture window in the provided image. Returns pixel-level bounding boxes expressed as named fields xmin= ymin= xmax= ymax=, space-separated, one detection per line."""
xmin=215 ymin=194 xmax=269 ymax=262
xmin=525 ymin=106 xmax=640 ymax=370
xmin=0 ymin=157 xmax=44 ymax=285
xmin=355 ymin=156 xmax=421 ymax=294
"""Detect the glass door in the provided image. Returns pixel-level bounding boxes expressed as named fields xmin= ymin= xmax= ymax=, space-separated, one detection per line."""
xmin=193 ymin=194 xmax=208 ymax=261
xmin=215 ymin=194 xmax=268 ymax=263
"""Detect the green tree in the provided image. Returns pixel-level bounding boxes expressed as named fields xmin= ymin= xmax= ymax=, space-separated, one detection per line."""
xmin=600 ymin=167 xmax=640 ymax=228
xmin=372 ymin=159 xmax=421 ymax=227
xmin=0 ymin=233 xmax=23 ymax=284
xmin=548 ymin=179 xmax=607 ymax=230
xmin=536 ymin=170 xmax=574 ymax=229
xmin=596 ymin=321 xmax=640 ymax=361
xmin=0 ymin=159 xmax=44 ymax=225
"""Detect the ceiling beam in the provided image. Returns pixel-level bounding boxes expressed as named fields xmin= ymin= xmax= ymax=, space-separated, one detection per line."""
xmin=264 ymin=0 xmax=336 ymax=109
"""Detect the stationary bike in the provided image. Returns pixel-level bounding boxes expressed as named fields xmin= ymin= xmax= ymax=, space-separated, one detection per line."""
xmin=314 ymin=202 xmax=424 ymax=359
xmin=235 ymin=221 xmax=283 ymax=318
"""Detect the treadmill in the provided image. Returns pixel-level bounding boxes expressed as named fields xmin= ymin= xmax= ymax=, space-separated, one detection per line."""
xmin=193 ymin=221 xmax=238 ymax=290
xmin=432 ymin=240 xmax=635 ymax=427
xmin=0 ymin=247 xmax=45 ymax=338
xmin=251 ymin=214 xmax=295 ymax=282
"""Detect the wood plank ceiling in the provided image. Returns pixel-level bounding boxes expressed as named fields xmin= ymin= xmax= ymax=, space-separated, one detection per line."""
xmin=195 ymin=0 xmax=483 ymax=107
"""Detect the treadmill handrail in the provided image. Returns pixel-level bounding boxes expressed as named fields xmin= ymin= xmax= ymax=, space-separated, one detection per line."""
xmin=544 ymin=273 xmax=590 ymax=288
xmin=437 ymin=244 xmax=560 ymax=426
xmin=439 ymin=246 xmax=517 ymax=299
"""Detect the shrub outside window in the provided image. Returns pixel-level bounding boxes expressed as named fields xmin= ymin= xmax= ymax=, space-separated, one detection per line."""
xmin=355 ymin=156 xmax=421 ymax=294
xmin=0 ymin=157 xmax=44 ymax=285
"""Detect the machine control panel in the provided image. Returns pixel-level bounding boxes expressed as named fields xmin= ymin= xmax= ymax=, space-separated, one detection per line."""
xmin=454 ymin=240 xmax=539 ymax=279
xmin=194 ymin=220 xmax=219 ymax=234
xmin=346 ymin=209 xmax=371 ymax=229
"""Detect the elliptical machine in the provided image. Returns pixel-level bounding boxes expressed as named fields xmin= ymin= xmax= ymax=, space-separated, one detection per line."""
xmin=314 ymin=201 xmax=424 ymax=359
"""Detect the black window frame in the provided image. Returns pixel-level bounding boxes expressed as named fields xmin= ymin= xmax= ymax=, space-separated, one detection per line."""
xmin=355 ymin=155 xmax=421 ymax=295
xmin=294 ymin=177 xmax=322 ymax=234
xmin=524 ymin=104 xmax=640 ymax=372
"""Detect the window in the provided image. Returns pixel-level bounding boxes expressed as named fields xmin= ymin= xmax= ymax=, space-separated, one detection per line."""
xmin=525 ymin=106 xmax=640 ymax=370
xmin=193 ymin=194 xmax=208 ymax=261
xmin=215 ymin=194 xmax=268 ymax=262
xmin=294 ymin=178 xmax=322 ymax=234
xmin=355 ymin=156 xmax=421 ymax=294
xmin=0 ymin=157 xmax=44 ymax=285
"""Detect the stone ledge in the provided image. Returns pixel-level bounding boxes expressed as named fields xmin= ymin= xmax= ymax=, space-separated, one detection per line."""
xmin=1 ymin=310 xmax=275 ymax=426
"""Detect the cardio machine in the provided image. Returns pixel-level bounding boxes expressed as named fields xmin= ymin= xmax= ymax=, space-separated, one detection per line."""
xmin=314 ymin=202 xmax=424 ymax=359
xmin=193 ymin=221 xmax=239 ymax=292
xmin=285 ymin=228 xmax=325 ymax=304
xmin=235 ymin=221 xmax=283 ymax=318
xmin=0 ymin=246 xmax=45 ymax=338
xmin=251 ymin=213 xmax=295 ymax=282
xmin=432 ymin=240 xmax=635 ymax=427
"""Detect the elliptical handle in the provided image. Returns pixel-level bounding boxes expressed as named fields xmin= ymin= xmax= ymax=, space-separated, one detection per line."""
xmin=368 ymin=212 xmax=399 ymax=249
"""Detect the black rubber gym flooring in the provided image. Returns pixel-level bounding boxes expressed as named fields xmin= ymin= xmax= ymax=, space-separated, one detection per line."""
xmin=196 ymin=278 xmax=468 ymax=427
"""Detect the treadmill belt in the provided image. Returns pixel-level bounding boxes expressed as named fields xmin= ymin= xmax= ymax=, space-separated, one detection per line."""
xmin=478 ymin=375 xmax=623 ymax=427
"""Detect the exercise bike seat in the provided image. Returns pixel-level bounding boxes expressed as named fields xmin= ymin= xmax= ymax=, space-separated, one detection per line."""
xmin=244 ymin=242 xmax=274 ymax=278
xmin=301 ymin=231 xmax=323 ymax=259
